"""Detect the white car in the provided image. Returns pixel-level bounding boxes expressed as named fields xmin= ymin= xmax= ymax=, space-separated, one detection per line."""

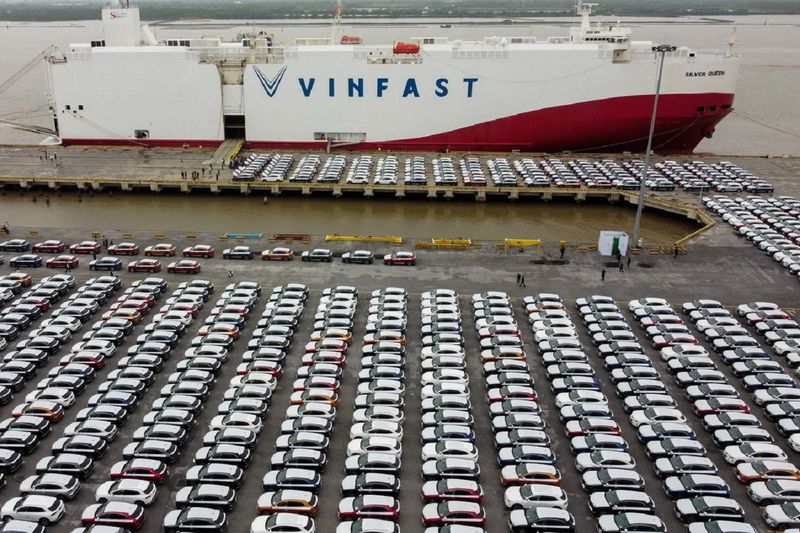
xmin=252 ymin=513 xmax=316 ymax=533
xmin=554 ymin=390 xmax=608 ymax=408
xmin=25 ymin=387 xmax=76 ymax=408
xmin=738 ymin=302 xmax=780 ymax=316
xmin=724 ymin=443 xmax=788 ymax=465
xmin=421 ymin=441 xmax=479 ymax=463
xmin=660 ymin=344 xmax=709 ymax=361
xmin=347 ymin=437 xmax=402 ymax=458
xmin=790 ymin=434 xmax=800 ymax=453
xmin=504 ymin=484 xmax=568 ymax=509
xmin=0 ymin=495 xmax=65 ymax=525
xmin=349 ymin=421 xmax=403 ymax=441
xmin=95 ymin=479 xmax=157 ymax=506
xmin=71 ymin=339 xmax=116 ymax=357
xmin=630 ymin=407 xmax=687 ymax=428
xmin=575 ymin=451 xmax=636 ymax=472
xmin=39 ymin=316 xmax=82 ymax=333
xmin=628 ymin=298 xmax=668 ymax=311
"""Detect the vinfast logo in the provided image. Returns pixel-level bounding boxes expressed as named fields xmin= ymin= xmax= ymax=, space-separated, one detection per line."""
xmin=254 ymin=66 xmax=287 ymax=98
xmin=253 ymin=66 xmax=479 ymax=99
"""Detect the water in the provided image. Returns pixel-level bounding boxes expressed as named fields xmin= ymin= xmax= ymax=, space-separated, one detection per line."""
xmin=0 ymin=15 xmax=798 ymax=155
xmin=0 ymin=190 xmax=695 ymax=243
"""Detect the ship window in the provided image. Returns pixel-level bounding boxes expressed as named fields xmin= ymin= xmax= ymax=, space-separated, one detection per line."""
xmin=721 ymin=104 xmax=731 ymax=109
xmin=696 ymin=106 xmax=705 ymax=113
xmin=709 ymin=106 xmax=717 ymax=112
xmin=78 ymin=105 xmax=84 ymax=111
xmin=180 ymin=40 xmax=190 ymax=47
xmin=134 ymin=130 xmax=150 ymax=139
xmin=65 ymin=105 xmax=71 ymax=111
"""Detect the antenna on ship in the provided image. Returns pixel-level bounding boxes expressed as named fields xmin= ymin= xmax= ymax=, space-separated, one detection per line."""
xmin=573 ymin=1 xmax=597 ymax=42
xmin=331 ymin=1 xmax=343 ymax=45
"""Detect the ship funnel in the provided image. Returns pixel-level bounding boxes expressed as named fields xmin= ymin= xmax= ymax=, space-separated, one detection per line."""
xmin=101 ymin=7 xmax=141 ymax=46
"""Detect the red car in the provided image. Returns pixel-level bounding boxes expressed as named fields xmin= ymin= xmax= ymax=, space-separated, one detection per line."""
xmin=33 ymin=240 xmax=65 ymax=253
xmin=5 ymin=272 xmax=32 ymax=287
xmin=81 ymin=502 xmax=145 ymax=530
xmin=144 ymin=243 xmax=176 ymax=257
xmin=109 ymin=458 xmax=169 ymax=484
xmin=182 ymin=244 xmax=215 ymax=258
xmin=70 ymin=241 xmax=101 ymax=254
xmin=128 ymin=259 xmax=162 ymax=273
xmin=421 ymin=501 xmax=485 ymax=527
xmin=167 ymin=260 xmax=201 ymax=274
xmin=422 ymin=479 xmax=484 ymax=503
xmin=383 ymin=251 xmax=416 ymax=266
xmin=338 ymin=495 xmax=399 ymax=521
xmin=108 ymin=242 xmax=140 ymax=255
xmin=45 ymin=255 xmax=79 ymax=269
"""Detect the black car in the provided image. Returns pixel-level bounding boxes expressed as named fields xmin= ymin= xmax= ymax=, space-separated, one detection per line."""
xmin=185 ymin=464 xmax=243 ymax=489
xmin=0 ymin=448 xmax=22 ymax=473
xmin=193 ymin=444 xmax=250 ymax=467
xmin=175 ymin=484 xmax=237 ymax=511
xmin=9 ymin=255 xmax=43 ymax=268
xmin=122 ymin=439 xmax=180 ymax=464
xmin=0 ymin=239 xmax=31 ymax=252
xmin=75 ymin=405 xmax=129 ymax=426
xmin=0 ymin=429 xmax=39 ymax=454
xmin=0 ymin=371 xmax=26 ymax=392
xmin=52 ymin=435 xmax=108 ymax=459
xmin=35 ymin=453 xmax=93 ymax=479
xmin=222 ymin=246 xmax=254 ymax=260
xmin=0 ymin=416 xmax=50 ymax=439
xmin=301 ymin=249 xmax=333 ymax=263
xmin=89 ymin=257 xmax=123 ymax=271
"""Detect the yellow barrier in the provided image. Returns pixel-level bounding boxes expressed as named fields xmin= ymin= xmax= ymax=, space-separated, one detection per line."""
xmin=416 ymin=242 xmax=472 ymax=250
xmin=432 ymin=238 xmax=472 ymax=246
xmin=218 ymin=236 xmax=229 ymax=240
xmin=504 ymin=239 xmax=541 ymax=248
xmin=154 ymin=233 xmax=165 ymax=240
xmin=28 ymin=230 xmax=38 ymax=235
xmin=91 ymin=231 xmax=101 ymax=239
xmin=122 ymin=233 xmax=133 ymax=239
xmin=325 ymin=234 xmax=403 ymax=245
xmin=186 ymin=234 xmax=196 ymax=239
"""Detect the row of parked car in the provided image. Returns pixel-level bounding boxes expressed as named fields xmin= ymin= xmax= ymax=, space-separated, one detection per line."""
xmin=0 ymin=274 xmax=158 ymax=529
xmin=335 ymin=287 xmax=407 ymax=532
xmin=247 ymin=285 xmax=352 ymax=533
xmin=227 ymin=153 xmax=774 ymax=191
xmin=706 ymin=195 xmax=800 ymax=282
xmin=576 ymin=295 xmax=747 ymax=531
xmin=533 ymin=292 xmax=645 ymax=532
xmin=414 ymin=290 xmax=485 ymax=531
xmin=471 ymin=292 xmax=572 ymax=532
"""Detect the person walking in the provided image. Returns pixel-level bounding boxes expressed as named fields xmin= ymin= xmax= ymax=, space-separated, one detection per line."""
xmin=92 ymin=252 xmax=97 ymax=260
xmin=674 ymin=245 xmax=680 ymax=258
xmin=520 ymin=275 xmax=526 ymax=288
xmin=601 ymin=268 xmax=606 ymax=281
xmin=559 ymin=242 xmax=566 ymax=259
xmin=516 ymin=273 xmax=521 ymax=287
xmin=627 ymin=255 xmax=631 ymax=268
xmin=228 ymin=270 xmax=234 ymax=278
xmin=619 ymin=262 xmax=624 ymax=273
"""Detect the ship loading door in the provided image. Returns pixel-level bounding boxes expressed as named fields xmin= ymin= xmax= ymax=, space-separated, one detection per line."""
xmin=224 ymin=115 xmax=246 ymax=140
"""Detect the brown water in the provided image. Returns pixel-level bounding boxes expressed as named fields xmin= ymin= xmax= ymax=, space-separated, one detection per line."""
xmin=0 ymin=190 xmax=696 ymax=242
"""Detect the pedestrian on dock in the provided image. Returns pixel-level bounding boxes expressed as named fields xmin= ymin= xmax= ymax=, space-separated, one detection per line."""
xmin=559 ymin=242 xmax=566 ymax=259
xmin=516 ymin=273 xmax=521 ymax=286
xmin=92 ymin=252 xmax=97 ymax=260
xmin=673 ymin=245 xmax=680 ymax=258
xmin=601 ymin=268 xmax=606 ymax=281
xmin=627 ymin=255 xmax=631 ymax=269
xmin=228 ymin=270 xmax=233 ymax=278
xmin=201 ymin=168 xmax=205 ymax=178
xmin=520 ymin=275 xmax=526 ymax=288
xmin=619 ymin=262 xmax=624 ymax=273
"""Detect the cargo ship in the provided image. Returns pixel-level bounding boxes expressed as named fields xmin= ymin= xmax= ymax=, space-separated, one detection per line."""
xmin=45 ymin=2 xmax=739 ymax=153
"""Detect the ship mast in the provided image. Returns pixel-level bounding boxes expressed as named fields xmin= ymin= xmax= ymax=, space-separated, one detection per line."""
xmin=331 ymin=0 xmax=343 ymax=44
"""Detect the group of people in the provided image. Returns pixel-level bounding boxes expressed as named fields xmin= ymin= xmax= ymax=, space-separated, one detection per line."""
xmin=180 ymin=159 xmax=225 ymax=181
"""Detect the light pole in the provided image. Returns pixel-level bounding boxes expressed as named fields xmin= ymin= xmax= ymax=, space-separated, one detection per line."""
xmin=632 ymin=44 xmax=677 ymax=247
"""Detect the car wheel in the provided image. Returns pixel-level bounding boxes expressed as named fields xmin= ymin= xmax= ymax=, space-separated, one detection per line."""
xmin=38 ymin=518 xmax=49 ymax=526
xmin=99 ymin=498 xmax=107 ymax=503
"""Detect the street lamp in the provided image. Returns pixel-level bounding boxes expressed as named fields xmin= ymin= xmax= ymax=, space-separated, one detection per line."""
xmin=632 ymin=44 xmax=678 ymax=247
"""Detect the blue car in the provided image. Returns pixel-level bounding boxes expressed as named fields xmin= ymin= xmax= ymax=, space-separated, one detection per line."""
xmin=89 ymin=257 xmax=122 ymax=271
xmin=8 ymin=255 xmax=42 ymax=268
